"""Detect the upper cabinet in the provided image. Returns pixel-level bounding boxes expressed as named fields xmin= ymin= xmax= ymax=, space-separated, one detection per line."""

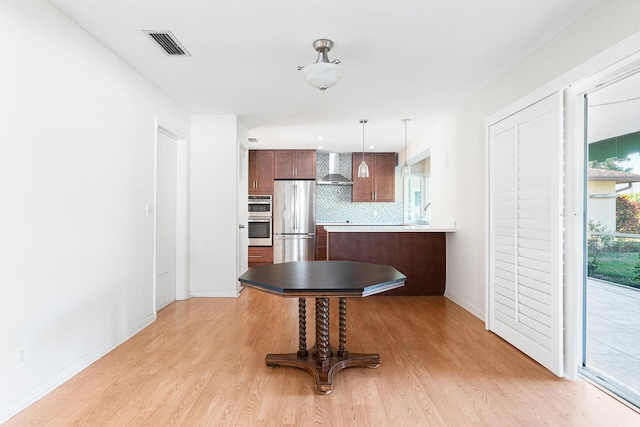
xmin=351 ymin=152 xmax=396 ymax=202
xmin=248 ymin=150 xmax=274 ymax=195
xmin=274 ymin=150 xmax=316 ymax=179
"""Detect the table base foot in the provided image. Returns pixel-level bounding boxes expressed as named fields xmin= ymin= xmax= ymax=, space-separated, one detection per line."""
xmin=265 ymin=345 xmax=381 ymax=394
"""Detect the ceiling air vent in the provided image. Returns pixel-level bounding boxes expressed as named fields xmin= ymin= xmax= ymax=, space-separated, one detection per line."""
xmin=248 ymin=138 xmax=259 ymax=143
xmin=143 ymin=30 xmax=191 ymax=56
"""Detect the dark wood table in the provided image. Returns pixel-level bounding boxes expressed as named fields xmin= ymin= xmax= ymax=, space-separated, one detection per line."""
xmin=238 ymin=260 xmax=406 ymax=394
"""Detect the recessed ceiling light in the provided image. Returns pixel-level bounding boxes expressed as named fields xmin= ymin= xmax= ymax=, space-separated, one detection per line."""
xmin=369 ymin=145 xmax=375 ymax=149
xmin=318 ymin=145 xmax=324 ymax=149
xmin=318 ymin=136 xmax=324 ymax=140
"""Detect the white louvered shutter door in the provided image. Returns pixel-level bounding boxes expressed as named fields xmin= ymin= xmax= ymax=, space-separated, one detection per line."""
xmin=488 ymin=93 xmax=564 ymax=376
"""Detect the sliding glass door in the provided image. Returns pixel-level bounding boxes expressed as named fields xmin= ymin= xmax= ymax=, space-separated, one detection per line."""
xmin=583 ymin=70 xmax=640 ymax=408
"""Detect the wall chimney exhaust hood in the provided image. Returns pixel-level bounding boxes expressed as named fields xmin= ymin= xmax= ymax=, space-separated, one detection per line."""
xmin=318 ymin=153 xmax=352 ymax=185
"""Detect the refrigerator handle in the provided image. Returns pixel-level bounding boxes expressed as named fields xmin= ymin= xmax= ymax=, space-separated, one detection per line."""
xmin=293 ymin=183 xmax=297 ymax=231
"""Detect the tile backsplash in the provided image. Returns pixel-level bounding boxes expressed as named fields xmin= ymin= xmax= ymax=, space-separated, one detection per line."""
xmin=315 ymin=153 xmax=403 ymax=224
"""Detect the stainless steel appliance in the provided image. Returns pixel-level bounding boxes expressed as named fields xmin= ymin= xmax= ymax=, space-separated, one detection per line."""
xmin=248 ymin=195 xmax=272 ymax=216
xmin=248 ymin=217 xmax=272 ymax=246
xmin=273 ymin=180 xmax=315 ymax=263
xmin=248 ymin=195 xmax=272 ymax=246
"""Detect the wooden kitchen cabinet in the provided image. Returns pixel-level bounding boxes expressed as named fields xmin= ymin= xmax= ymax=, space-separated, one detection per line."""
xmin=248 ymin=150 xmax=274 ymax=195
xmin=274 ymin=150 xmax=316 ymax=179
xmin=315 ymin=225 xmax=327 ymax=260
xmin=248 ymin=246 xmax=273 ymax=268
xmin=351 ymin=152 xmax=396 ymax=202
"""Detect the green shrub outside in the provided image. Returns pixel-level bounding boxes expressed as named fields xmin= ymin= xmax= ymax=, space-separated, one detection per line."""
xmin=587 ymin=220 xmax=640 ymax=288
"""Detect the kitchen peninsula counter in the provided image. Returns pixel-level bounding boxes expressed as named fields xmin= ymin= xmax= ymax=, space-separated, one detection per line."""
xmin=322 ymin=224 xmax=456 ymax=233
xmin=323 ymin=224 xmax=455 ymax=296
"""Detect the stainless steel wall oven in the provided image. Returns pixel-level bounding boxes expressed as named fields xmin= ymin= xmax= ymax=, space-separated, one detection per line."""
xmin=248 ymin=195 xmax=272 ymax=216
xmin=248 ymin=195 xmax=272 ymax=246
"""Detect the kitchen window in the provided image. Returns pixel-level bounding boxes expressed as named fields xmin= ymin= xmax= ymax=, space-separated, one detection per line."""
xmin=403 ymin=173 xmax=430 ymax=224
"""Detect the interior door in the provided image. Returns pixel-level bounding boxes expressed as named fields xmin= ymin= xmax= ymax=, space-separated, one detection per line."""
xmin=156 ymin=129 xmax=178 ymax=310
xmin=487 ymin=92 xmax=564 ymax=376
xmin=237 ymin=144 xmax=248 ymax=288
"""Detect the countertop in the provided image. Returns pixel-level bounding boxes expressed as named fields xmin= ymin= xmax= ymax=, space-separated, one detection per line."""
xmin=316 ymin=222 xmax=383 ymax=226
xmin=322 ymin=223 xmax=456 ymax=233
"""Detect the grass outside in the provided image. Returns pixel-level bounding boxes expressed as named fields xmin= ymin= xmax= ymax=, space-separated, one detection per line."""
xmin=589 ymin=251 xmax=640 ymax=288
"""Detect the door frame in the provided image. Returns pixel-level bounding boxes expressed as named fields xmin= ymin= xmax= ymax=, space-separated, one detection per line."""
xmin=154 ymin=118 xmax=189 ymax=317
xmin=567 ymin=52 xmax=640 ymax=406
xmin=237 ymin=142 xmax=248 ymax=293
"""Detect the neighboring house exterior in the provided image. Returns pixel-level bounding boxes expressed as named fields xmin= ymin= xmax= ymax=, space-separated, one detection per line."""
xmin=588 ymin=168 xmax=640 ymax=231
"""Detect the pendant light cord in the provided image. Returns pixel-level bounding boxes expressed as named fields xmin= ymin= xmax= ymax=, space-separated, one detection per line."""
xmin=404 ymin=120 xmax=408 ymax=163
xmin=401 ymin=119 xmax=411 ymax=178
xmin=402 ymin=119 xmax=411 ymax=164
xmin=360 ymin=119 xmax=367 ymax=161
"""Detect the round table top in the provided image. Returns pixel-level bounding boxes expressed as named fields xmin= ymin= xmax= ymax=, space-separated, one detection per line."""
xmin=238 ymin=260 xmax=406 ymax=297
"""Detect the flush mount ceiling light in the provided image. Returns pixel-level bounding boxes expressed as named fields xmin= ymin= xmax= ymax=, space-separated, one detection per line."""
xmin=297 ymin=39 xmax=343 ymax=93
xmin=401 ymin=119 xmax=412 ymax=178
xmin=357 ymin=119 xmax=370 ymax=178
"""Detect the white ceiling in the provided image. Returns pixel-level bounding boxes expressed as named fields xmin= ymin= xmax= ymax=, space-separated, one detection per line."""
xmin=49 ymin=0 xmax=601 ymax=154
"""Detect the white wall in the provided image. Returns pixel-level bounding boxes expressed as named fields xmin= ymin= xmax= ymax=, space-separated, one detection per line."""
xmin=189 ymin=115 xmax=244 ymax=297
xmin=0 ymin=0 xmax=189 ymax=422
xmin=415 ymin=0 xmax=640 ymax=318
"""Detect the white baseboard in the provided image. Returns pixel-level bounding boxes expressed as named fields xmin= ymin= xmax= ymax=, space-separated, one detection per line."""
xmin=189 ymin=290 xmax=240 ymax=298
xmin=0 ymin=313 xmax=155 ymax=425
xmin=444 ymin=292 xmax=485 ymax=322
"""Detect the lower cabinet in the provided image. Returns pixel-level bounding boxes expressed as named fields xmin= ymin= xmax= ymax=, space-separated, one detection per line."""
xmin=248 ymin=246 xmax=273 ymax=268
xmin=327 ymin=231 xmax=446 ymax=296
xmin=315 ymin=225 xmax=327 ymax=260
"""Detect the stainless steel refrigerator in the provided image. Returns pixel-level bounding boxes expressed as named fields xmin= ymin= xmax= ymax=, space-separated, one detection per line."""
xmin=273 ymin=180 xmax=316 ymax=263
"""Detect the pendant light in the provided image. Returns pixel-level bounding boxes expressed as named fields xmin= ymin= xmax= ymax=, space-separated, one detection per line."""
xmin=357 ymin=119 xmax=370 ymax=178
xmin=401 ymin=119 xmax=411 ymax=177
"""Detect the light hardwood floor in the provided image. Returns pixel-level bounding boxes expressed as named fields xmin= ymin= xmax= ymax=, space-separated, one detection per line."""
xmin=6 ymin=288 xmax=639 ymax=426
